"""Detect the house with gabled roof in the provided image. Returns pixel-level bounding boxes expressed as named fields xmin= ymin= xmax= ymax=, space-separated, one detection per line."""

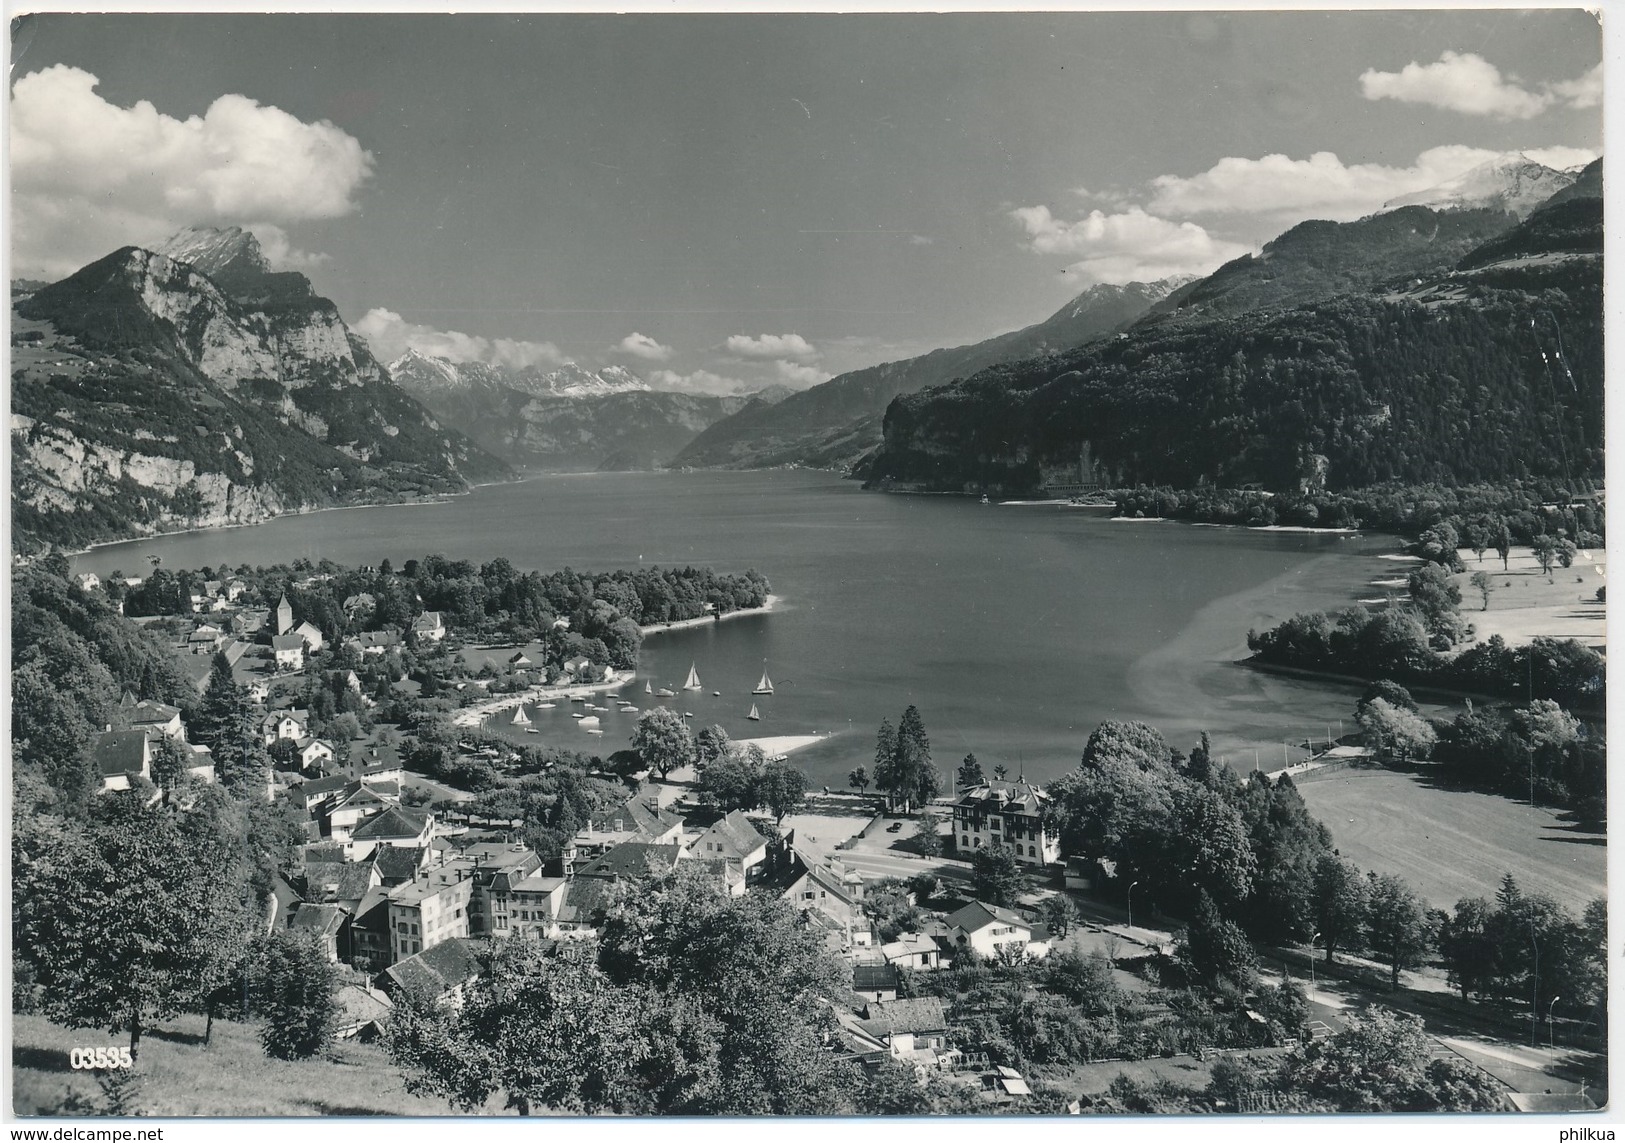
xmin=573 ymin=788 xmax=684 ymax=854
xmin=302 ymin=859 xmax=381 ymax=914
xmin=348 ymin=630 xmax=401 ymax=657
xmin=377 ymin=937 xmax=484 ymax=1008
xmin=93 ymin=729 xmax=153 ymax=792
xmin=262 ymin=708 xmax=311 ymax=746
xmin=387 ymin=857 xmax=475 ymax=961
xmin=293 ymin=620 xmax=325 ymax=653
xmin=349 ymin=884 xmax=396 ymax=970
xmin=271 ymin=634 xmax=305 ymax=672
xmin=289 ymin=902 xmax=347 ymax=963
xmin=296 ymin=772 xmax=353 ymax=812
xmin=347 ymin=805 xmax=434 ymax=862
xmin=881 ymin=931 xmax=951 ymax=971
xmin=115 ymin=693 xmax=185 ymax=739
xmin=944 ymin=900 xmax=1051 ymax=961
xmin=371 ymin=845 xmax=431 ymax=887
xmin=503 ymin=869 xmax=568 ymax=940
xmin=574 ymin=840 xmax=683 ymax=883
xmin=688 ymin=809 xmax=770 ymax=880
xmin=853 ymin=963 xmax=903 ymax=1003
xmin=326 ymin=780 xmax=398 ymax=841
xmin=860 ymin=996 xmax=949 ymax=1055
xmin=333 ymin=982 xmax=393 ymax=1041
xmin=411 ymin=611 xmax=447 ymax=642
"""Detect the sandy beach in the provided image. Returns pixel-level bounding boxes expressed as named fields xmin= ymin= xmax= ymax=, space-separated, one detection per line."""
xmin=639 ymin=594 xmax=780 ymax=637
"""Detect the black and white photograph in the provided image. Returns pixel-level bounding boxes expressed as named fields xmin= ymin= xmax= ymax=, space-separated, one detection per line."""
xmin=4 ymin=4 xmax=1611 ymax=1128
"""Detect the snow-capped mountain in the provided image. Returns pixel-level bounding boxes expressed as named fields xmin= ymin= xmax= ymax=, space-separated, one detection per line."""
xmin=1384 ymin=155 xmax=1579 ymax=218
xmin=507 ymin=362 xmax=650 ymax=399
xmin=387 ymin=352 xmax=649 ymax=399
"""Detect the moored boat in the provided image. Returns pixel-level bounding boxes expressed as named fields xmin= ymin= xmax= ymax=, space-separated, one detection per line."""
xmin=753 ymin=666 xmax=774 ymax=696
xmin=684 ymin=663 xmax=703 ymax=691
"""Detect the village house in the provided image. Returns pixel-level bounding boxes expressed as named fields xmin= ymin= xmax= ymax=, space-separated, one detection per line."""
xmin=333 ymin=982 xmax=393 ymax=1042
xmin=348 ymin=630 xmax=401 ymax=657
xmin=572 ymin=789 xmax=685 ymax=855
xmin=377 ymin=937 xmax=484 ymax=1008
xmin=288 ymin=902 xmax=347 ymax=963
xmin=114 ymin=693 xmax=185 ymax=739
xmin=411 ymin=611 xmax=447 ymax=642
xmin=93 ymin=730 xmax=155 ymax=792
xmin=262 ymin=709 xmax=311 ymax=747
xmin=502 ymin=869 xmax=569 ymax=940
xmin=302 ymin=858 xmax=382 ymax=915
xmin=951 ymin=779 xmax=1062 ymax=866
xmin=688 ymin=809 xmax=771 ymax=881
xmin=271 ymin=634 xmax=305 ymax=672
xmin=349 ymin=886 xmax=396 ymax=970
xmin=859 ymin=996 xmax=951 ymax=1061
xmin=296 ymin=737 xmax=338 ymax=772
xmin=881 ymin=930 xmax=952 ymax=971
xmin=347 ymin=805 xmax=435 ymax=862
xmin=296 ymin=772 xmax=354 ymax=812
xmin=372 ymin=845 xmax=432 ymax=886
xmin=852 ymin=964 xmax=903 ymax=1003
xmin=387 ymin=858 xmax=476 ymax=961
xmin=325 ymin=780 xmax=399 ymax=841
xmin=458 ymin=843 xmax=545 ymax=937
xmin=943 ymin=901 xmax=1051 ymax=961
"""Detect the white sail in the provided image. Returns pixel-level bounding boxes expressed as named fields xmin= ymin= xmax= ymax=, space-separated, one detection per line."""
xmin=747 ymin=704 xmax=761 ymax=721
xmin=645 ymin=680 xmax=653 ymax=694
xmin=753 ymin=668 xmax=774 ymax=695
xmin=684 ymin=663 xmax=702 ymax=690
xmin=511 ymin=705 xmax=531 ymax=725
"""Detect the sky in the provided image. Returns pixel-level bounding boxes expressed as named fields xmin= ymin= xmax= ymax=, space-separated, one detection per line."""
xmin=7 ymin=9 xmax=1605 ymax=394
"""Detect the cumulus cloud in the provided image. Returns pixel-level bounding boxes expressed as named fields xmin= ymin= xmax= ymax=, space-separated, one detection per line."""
xmin=246 ymin=223 xmax=330 ymax=271
xmin=1522 ymin=145 xmax=1601 ymax=172
xmin=614 ymin=332 xmax=674 ymax=361
xmin=646 ymin=369 xmax=756 ymax=397
xmin=1145 ymin=144 xmax=1600 ymax=223
xmin=1008 ymin=205 xmax=1251 ymax=286
xmin=1358 ymin=50 xmax=1597 ymax=120
xmin=774 ymin=360 xmax=833 ymax=387
xmin=355 ymin=308 xmax=566 ymax=370
xmin=10 ymin=65 xmax=374 ymax=278
xmin=725 ymin=333 xmax=819 ymax=359
xmin=1547 ymin=62 xmax=1603 ymax=111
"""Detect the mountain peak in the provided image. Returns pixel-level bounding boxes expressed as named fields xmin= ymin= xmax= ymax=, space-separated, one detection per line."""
xmin=1384 ymin=154 xmax=1578 ymax=219
xmin=155 ymin=225 xmax=269 ymax=277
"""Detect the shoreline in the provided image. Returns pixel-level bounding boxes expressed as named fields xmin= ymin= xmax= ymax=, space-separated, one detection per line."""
xmin=452 ymin=672 xmax=635 ymax=729
xmin=639 ymin=594 xmax=779 ymax=637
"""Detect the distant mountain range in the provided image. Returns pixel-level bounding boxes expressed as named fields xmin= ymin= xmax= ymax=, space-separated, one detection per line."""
xmin=1384 ymin=154 xmax=1579 ymax=217
xmin=862 ymin=158 xmax=1602 ymax=497
xmin=670 ymin=277 xmax=1191 ymax=472
xmin=11 ymin=227 xmax=506 ymax=552
xmin=387 ymin=350 xmax=788 ymax=471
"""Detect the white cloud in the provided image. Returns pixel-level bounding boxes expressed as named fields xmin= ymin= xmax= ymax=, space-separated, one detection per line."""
xmin=1359 ymin=51 xmax=1553 ymax=120
xmin=908 ymin=234 xmax=935 ymax=246
xmin=1008 ymin=205 xmax=1251 ymax=286
xmin=1146 ymin=145 xmax=1563 ymax=222
xmin=9 ymin=65 xmax=374 ymax=278
xmin=1547 ymin=62 xmax=1603 ymax=111
xmin=774 ymin=360 xmax=832 ymax=387
xmin=1522 ymin=146 xmax=1601 ymax=172
xmin=355 ymin=308 xmax=566 ymax=370
xmin=614 ymin=332 xmax=674 ymax=361
xmin=725 ymin=333 xmax=819 ymax=359
xmin=646 ymin=369 xmax=756 ymax=397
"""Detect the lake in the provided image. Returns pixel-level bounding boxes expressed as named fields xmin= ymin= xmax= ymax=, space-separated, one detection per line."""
xmin=75 ymin=471 xmax=1408 ymax=788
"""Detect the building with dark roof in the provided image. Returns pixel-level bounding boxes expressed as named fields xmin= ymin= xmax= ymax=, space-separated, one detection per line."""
xmin=689 ymin=809 xmax=771 ymax=878
xmin=348 ymin=806 xmax=433 ymax=861
xmin=93 ymin=729 xmax=153 ymax=791
xmin=288 ymin=903 xmax=347 ymax=962
xmin=952 ymin=780 xmax=1061 ymax=866
xmin=377 ymin=937 xmax=485 ymax=1006
xmin=852 ymin=963 xmax=902 ymax=1002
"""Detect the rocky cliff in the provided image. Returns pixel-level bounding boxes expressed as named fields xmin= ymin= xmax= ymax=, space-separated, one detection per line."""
xmin=11 ymin=229 xmax=506 ymax=552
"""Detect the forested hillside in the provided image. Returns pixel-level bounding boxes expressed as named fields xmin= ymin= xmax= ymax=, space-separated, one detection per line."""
xmin=865 ymin=196 xmax=1601 ymax=496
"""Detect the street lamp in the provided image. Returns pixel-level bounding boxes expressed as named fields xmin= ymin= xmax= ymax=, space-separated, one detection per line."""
xmin=1548 ymin=995 xmax=1562 ymax=1057
xmin=1309 ymin=931 xmax=1321 ymax=1000
xmin=1127 ymin=880 xmax=1139 ymax=932
xmin=1529 ymin=923 xmax=1542 ymax=1048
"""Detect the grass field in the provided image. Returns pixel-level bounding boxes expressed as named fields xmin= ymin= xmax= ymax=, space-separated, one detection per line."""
xmin=10 ymin=1012 xmax=474 ymax=1117
xmin=1296 ymin=768 xmax=1605 ymax=914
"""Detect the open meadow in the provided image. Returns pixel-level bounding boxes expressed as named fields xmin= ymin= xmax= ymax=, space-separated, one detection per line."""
xmin=1295 ymin=767 xmax=1605 ymax=914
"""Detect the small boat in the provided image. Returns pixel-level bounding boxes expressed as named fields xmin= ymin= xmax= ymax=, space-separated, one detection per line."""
xmin=747 ymin=704 xmax=761 ymax=721
xmin=620 ymin=707 xmax=639 ymax=715
xmin=580 ymin=716 xmax=601 ymax=728
xmin=511 ymin=705 xmax=531 ymax=725
xmin=980 ymin=494 xmax=990 ymax=504
xmin=645 ymin=681 xmax=653 ymax=695
xmin=586 ymin=728 xmax=604 ymax=736
xmin=684 ymin=663 xmax=703 ymax=691
xmin=712 ymin=690 xmax=721 ymax=697
xmin=753 ymin=667 xmax=774 ymax=696
xmin=572 ymin=712 xmax=585 ymax=719
xmin=537 ymin=702 xmax=556 ymax=709
xmin=525 ymin=728 xmax=539 ymax=734
xmin=656 ymin=687 xmax=677 ymax=698
xmin=683 ymin=711 xmax=695 ymax=718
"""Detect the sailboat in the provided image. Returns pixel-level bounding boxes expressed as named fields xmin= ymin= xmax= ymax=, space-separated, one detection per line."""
xmin=511 ymin=704 xmax=531 ymax=726
xmin=684 ymin=663 xmax=703 ymax=691
xmin=753 ymin=666 xmax=774 ymax=695
xmin=747 ymin=704 xmax=761 ymax=721
xmin=645 ymin=680 xmax=653 ymax=695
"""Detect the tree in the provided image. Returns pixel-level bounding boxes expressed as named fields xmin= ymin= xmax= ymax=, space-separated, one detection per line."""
xmin=1469 ymin=570 xmax=1495 ymax=611
xmin=1041 ymin=895 xmax=1079 ymax=940
xmin=846 ymin=766 xmax=870 ymax=795
xmin=956 ymin=753 xmax=985 ymax=790
xmin=1493 ymin=519 xmax=1513 ymax=571
xmin=700 ymin=744 xmax=764 ymax=811
xmin=15 ymin=792 xmax=252 ymax=1061
xmin=1438 ymin=897 xmax=1499 ymax=1001
xmin=890 ymin=706 xmax=934 ymax=812
xmin=1313 ymin=855 xmax=1368 ymax=963
xmin=1532 ymin=534 xmax=1559 ymax=580
xmin=992 ymin=763 xmax=1009 ymax=781
xmin=1178 ymin=891 xmax=1258 ymax=990
xmin=1356 ymin=698 xmax=1437 ymax=762
xmin=694 ymin=725 xmax=731 ymax=770
xmin=257 ymin=930 xmax=338 ymax=1059
xmin=1364 ymin=873 xmax=1433 ymax=988
xmin=1276 ymin=1006 xmax=1504 ymax=1112
xmin=913 ymin=812 xmax=943 ymax=858
xmin=148 ymin=735 xmax=193 ymax=800
xmin=755 ymin=760 xmax=807 ymax=825
xmin=631 ymin=708 xmax=694 ymax=782
xmin=971 ymin=844 xmax=1023 ymax=907
xmin=871 ymin=719 xmax=898 ymax=804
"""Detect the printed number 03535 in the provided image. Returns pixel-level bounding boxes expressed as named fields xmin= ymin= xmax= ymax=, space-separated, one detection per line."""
xmin=69 ymin=1047 xmax=133 ymax=1069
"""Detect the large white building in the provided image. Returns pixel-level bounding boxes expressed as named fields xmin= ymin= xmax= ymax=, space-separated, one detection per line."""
xmin=951 ymin=780 xmax=1061 ymax=866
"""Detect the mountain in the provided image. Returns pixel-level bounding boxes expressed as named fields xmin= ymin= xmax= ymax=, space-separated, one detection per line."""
xmin=388 ymin=351 xmax=745 ymax=470
xmin=1137 ymin=205 xmax=1518 ymax=329
xmin=1528 ymin=156 xmax=1602 ymax=211
xmin=863 ymin=187 xmax=1602 ymax=498
xmin=1384 ymin=154 xmax=1577 ymax=217
xmin=11 ymin=230 xmax=506 ymax=553
xmin=671 ymin=277 xmax=1189 ymax=472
